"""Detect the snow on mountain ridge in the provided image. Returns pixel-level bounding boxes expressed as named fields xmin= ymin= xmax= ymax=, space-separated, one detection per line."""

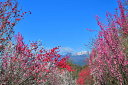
xmin=75 ymin=51 xmax=89 ymax=56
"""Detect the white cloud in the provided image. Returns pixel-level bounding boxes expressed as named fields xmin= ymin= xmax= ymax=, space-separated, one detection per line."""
xmin=59 ymin=47 xmax=90 ymax=56
xmin=59 ymin=47 xmax=74 ymax=54
xmin=75 ymin=51 xmax=90 ymax=55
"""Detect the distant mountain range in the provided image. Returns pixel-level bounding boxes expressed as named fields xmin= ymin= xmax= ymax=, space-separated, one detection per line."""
xmin=62 ymin=51 xmax=90 ymax=66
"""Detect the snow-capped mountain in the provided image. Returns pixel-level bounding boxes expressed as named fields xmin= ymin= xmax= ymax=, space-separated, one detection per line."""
xmin=62 ymin=51 xmax=90 ymax=66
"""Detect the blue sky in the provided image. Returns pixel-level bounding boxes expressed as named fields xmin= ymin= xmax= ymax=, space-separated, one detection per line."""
xmin=15 ymin=0 xmax=118 ymax=53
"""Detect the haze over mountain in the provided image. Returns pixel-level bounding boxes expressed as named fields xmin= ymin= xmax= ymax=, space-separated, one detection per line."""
xmin=59 ymin=47 xmax=90 ymax=66
xmin=68 ymin=51 xmax=89 ymax=66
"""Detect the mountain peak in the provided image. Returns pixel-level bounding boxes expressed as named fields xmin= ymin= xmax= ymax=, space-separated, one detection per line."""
xmin=75 ymin=51 xmax=89 ymax=56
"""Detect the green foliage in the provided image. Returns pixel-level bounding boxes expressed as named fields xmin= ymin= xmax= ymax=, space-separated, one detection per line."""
xmin=67 ymin=60 xmax=88 ymax=80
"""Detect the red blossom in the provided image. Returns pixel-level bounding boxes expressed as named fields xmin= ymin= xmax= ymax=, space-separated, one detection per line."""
xmin=77 ymin=67 xmax=93 ymax=85
xmin=1 ymin=32 xmax=74 ymax=84
xmin=15 ymin=18 xmax=21 ymax=21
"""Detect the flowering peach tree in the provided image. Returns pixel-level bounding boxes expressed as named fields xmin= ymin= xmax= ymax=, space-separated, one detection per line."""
xmin=0 ymin=0 xmax=29 ymax=54
xmin=77 ymin=66 xmax=93 ymax=85
xmin=0 ymin=33 xmax=74 ymax=85
xmin=0 ymin=0 xmax=75 ymax=85
xmin=89 ymin=0 xmax=128 ymax=85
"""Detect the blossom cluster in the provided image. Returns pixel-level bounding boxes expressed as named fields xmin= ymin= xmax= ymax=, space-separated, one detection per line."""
xmin=0 ymin=33 xmax=74 ymax=85
xmin=0 ymin=0 xmax=74 ymax=85
xmin=0 ymin=0 xmax=30 ymax=54
xmin=89 ymin=0 xmax=128 ymax=85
